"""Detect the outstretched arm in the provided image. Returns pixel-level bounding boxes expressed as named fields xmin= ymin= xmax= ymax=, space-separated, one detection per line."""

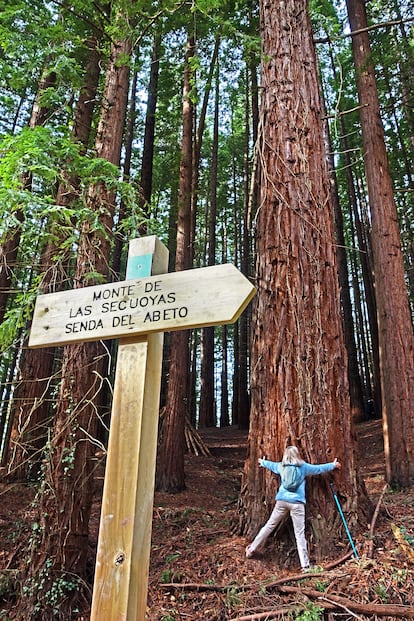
xmin=303 ymin=459 xmax=340 ymax=476
xmin=258 ymin=457 xmax=280 ymax=474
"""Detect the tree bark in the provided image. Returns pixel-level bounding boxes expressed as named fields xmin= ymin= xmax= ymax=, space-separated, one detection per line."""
xmin=15 ymin=33 xmax=132 ymax=620
xmin=239 ymin=0 xmax=367 ymax=562
xmin=321 ymin=85 xmax=365 ymax=423
xmin=156 ymin=33 xmax=195 ymax=493
xmin=199 ymin=58 xmax=219 ymax=429
xmin=346 ymin=0 xmax=414 ymax=486
xmin=139 ymin=33 xmax=161 ymax=233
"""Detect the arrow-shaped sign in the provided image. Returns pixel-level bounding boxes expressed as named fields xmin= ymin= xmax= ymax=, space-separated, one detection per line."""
xmin=29 ymin=263 xmax=255 ymax=348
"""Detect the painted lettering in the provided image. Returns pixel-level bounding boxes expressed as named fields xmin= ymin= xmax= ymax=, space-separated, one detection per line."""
xmin=100 ymin=294 xmax=177 ymax=312
xmin=143 ymin=306 xmax=188 ymax=323
xmin=101 ymin=300 xmax=127 ymax=313
xmin=69 ymin=305 xmax=92 ymax=318
xmin=69 ymin=304 xmax=92 ymax=319
xmin=93 ymin=284 xmax=136 ymax=301
xmin=144 ymin=280 xmax=161 ymax=292
xmin=65 ymin=318 xmax=104 ymax=333
xmin=112 ymin=315 xmax=135 ymax=327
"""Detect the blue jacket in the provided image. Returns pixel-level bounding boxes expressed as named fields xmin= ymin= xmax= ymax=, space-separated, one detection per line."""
xmin=260 ymin=459 xmax=336 ymax=504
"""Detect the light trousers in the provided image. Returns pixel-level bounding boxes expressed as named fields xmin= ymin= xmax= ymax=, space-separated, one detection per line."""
xmin=249 ymin=500 xmax=309 ymax=568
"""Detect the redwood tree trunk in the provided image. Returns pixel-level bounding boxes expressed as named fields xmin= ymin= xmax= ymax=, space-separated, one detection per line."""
xmin=139 ymin=33 xmax=161 ymax=230
xmin=199 ymin=61 xmax=219 ymax=429
xmin=15 ymin=35 xmax=132 ymax=620
xmin=239 ymin=0 xmax=367 ymax=563
xmin=346 ymin=0 xmax=414 ymax=486
xmin=156 ymin=33 xmax=194 ymax=493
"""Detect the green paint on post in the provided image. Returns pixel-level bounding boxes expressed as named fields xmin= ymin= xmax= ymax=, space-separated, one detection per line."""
xmin=126 ymin=254 xmax=153 ymax=279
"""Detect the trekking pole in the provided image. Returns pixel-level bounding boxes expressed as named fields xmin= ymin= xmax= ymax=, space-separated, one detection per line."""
xmin=330 ymin=482 xmax=359 ymax=559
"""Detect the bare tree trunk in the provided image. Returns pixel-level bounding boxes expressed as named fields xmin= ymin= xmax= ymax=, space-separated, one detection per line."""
xmin=238 ymin=65 xmax=255 ymax=430
xmin=231 ymin=126 xmax=240 ymax=426
xmin=379 ymin=57 xmax=414 ymax=311
xmin=15 ymin=33 xmax=132 ymax=620
xmin=156 ymin=33 xmax=194 ymax=493
xmin=199 ymin=59 xmax=219 ymax=429
xmin=5 ymin=38 xmax=101 ymax=481
xmin=0 ymin=68 xmax=57 ymax=325
xmin=139 ymin=33 xmax=161 ymax=233
xmin=326 ymin=41 xmax=381 ymax=412
xmin=320 ymin=85 xmax=365 ymax=422
xmin=239 ymin=0 xmax=367 ymax=562
xmin=346 ymin=0 xmax=414 ymax=486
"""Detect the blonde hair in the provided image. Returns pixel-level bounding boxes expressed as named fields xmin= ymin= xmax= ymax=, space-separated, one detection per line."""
xmin=282 ymin=445 xmax=304 ymax=466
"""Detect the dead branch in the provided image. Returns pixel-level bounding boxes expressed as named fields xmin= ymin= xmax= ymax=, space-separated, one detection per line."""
xmin=228 ymin=610 xmax=294 ymax=621
xmin=160 ymin=546 xmax=414 ymax=619
xmin=161 ymin=550 xmax=355 ymax=594
xmin=228 ymin=603 xmax=337 ymax=621
xmin=159 ymin=408 xmax=211 ymax=456
xmin=314 ymin=16 xmax=414 ymax=43
xmin=184 ymin=418 xmax=211 ymax=456
xmin=161 ymin=568 xmax=348 ymax=594
xmin=323 ymin=104 xmax=366 ymax=120
xmin=324 ymin=549 xmax=354 ymax=569
xmin=278 ymin=585 xmax=414 ymax=618
xmin=262 ymin=550 xmax=354 ymax=589
xmin=160 ymin=582 xmax=228 ymax=592
xmin=368 ymin=483 xmax=388 ymax=558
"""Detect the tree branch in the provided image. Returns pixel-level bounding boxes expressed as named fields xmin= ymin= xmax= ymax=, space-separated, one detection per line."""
xmin=315 ymin=16 xmax=414 ymax=44
xmin=278 ymin=585 xmax=414 ymax=618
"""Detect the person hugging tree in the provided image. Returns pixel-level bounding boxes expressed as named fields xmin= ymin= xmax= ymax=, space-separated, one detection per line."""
xmin=246 ymin=445 xmax=341 ymax=571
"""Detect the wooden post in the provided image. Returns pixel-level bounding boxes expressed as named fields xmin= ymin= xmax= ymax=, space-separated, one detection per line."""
xmin=28 ymin=235 xmax=255 ymax=620
xmin=90 ymin=236 xmax=168 ymax=620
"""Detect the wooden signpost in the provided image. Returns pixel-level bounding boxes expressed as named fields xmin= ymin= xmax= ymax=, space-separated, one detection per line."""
xmin=29 ymin=236 xmax=256 ymax=620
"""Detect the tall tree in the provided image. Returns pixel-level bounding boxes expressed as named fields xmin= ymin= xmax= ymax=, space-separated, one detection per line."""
xmin=14 ymin=18 xmax=133 ymax=620
xmin=156 ymin=31 xmax=195 ymax=492
xmin=320 ymin=83 xmax=365 ymax=422
xmin=199 ymin=56 xmax=219 ymax=429
xmin=345 ymin=0 xmax=414 ymax=486
xmin=239 ymin=0 xmax=367 ymax=561
xmin=0 ymin=66 xmax=56 ymax=325
xmin=139 ymin=33 xmax=162 ymax=231
xmin=5 ymin=37 xmax=101 ymax=481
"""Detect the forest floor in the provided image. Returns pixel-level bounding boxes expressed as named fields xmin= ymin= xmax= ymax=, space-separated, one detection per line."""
xmin=1 ymin=418 xmax=414 ymax=620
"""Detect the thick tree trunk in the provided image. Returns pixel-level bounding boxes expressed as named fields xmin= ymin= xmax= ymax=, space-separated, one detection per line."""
xmin=346 ymin=0 xmax=414 ymax=486
xmin=220 ymin=325 xmax=230 ymax=427
xmin=239 ymin=0 xmax=367 ymax=563
xmin=0 ymin=209 xmax=24 ymax=325
xmin=238 ymin=67 xmax=254 ymax=430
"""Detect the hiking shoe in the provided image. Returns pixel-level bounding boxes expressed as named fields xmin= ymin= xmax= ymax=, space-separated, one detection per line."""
xmin=245 ymin=545 xmax=254 ymax=559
